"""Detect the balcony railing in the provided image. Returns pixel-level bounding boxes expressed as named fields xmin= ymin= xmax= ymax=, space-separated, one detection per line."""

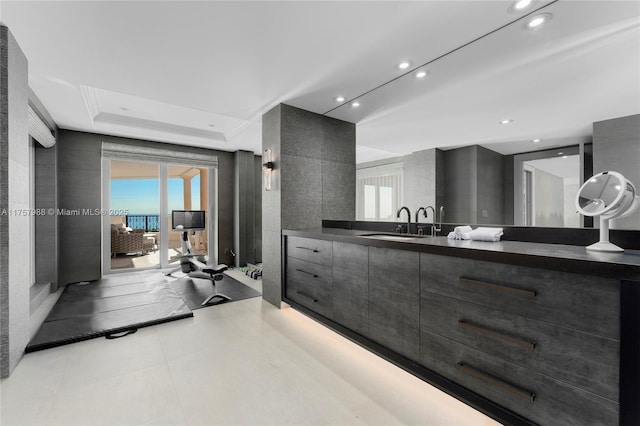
xmin=125 ymin=215 xmax=160 ymax=232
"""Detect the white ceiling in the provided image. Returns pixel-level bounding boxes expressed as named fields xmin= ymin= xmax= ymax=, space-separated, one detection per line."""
xmin=2 ymin=1 xmax=639 ymax=162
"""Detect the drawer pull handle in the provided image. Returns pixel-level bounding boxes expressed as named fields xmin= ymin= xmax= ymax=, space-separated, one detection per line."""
xmin=458 ymin=277 xmax=536 ymax=298
xmin=295 ymin=290 xmax=318 ymax=303
xmin=296 ymin=269 xmax=318 ymax=278
xmin=458 ymin=320 xmax=536 ymax=351
xmin=457 ymin=362 xmax=536 ymax=403
xmin=296 ymin=246 xmax=319 ymax=253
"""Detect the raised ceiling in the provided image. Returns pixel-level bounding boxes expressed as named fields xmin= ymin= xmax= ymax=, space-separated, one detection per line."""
xmin=2 ymin=1 xmax=638 ymax=163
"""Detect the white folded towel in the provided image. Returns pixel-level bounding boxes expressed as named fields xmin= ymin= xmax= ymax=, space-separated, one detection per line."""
xmin=466 ymin=227 xmax=504 ymax=242
xmin=455 ymin=226 xmax=472 ymax=236
xmin=447 ymin=225 xmax=473 ymax=240
xmin=448 ymin=226 xmax=503 ymax=241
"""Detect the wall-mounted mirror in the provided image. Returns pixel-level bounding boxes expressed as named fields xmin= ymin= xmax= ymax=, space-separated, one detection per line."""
xmin=327 ymin=1 xmax=640 ymax=229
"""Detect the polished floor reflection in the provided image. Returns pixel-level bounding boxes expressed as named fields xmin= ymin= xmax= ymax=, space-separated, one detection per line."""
xmin=1 ymin=271 xmax=497 ymax=426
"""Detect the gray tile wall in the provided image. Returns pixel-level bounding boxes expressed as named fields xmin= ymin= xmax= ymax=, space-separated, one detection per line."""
xmin=322 ymin=117 xmax=356 ymax=220
xmin=214 ymin=150 xmax=236 ymax=267
xmin=0 ymin=26 xmax=30 ymax=378
xmin=503 ymin=154 xmax=515 ymax=225
xmin=443 ymin=145 xmax=505 ymax=225
xmin=261 ymin=105 xmax=282 ymax=306
xmin=57 ymin=130 xmax=102 ymax=285
xmin=262 ymin=104 xmax=355 ymax=307
xmin=0 ymin=27 xmax=9 ymax=378
xmin=475 ymin=145 xmax=504 ymax=225
xmin=435 ymin=149 xmax=446 ymax=218
xmin=594 ymin=114 xmax=640 ymax=230
xmin=444 ymin=145 xmax=477 ymax=224
xmin=234 ymin=150 xmax=256 ymax=267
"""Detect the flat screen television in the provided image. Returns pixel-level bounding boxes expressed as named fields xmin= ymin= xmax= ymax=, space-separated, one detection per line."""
xmin=172 ymin=210 xmax=206 ymax=231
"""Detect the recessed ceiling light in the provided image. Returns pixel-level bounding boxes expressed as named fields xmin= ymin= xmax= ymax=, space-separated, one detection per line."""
xmin=558 ymin=152 xmax=564 ymax=155
xmin=562 ymin=155 xmax=568 ymax=159
xmin=499 ymin=119 xmax=513 ymax=125
xmin=398 ymin=61 xmax=411 ymax=70
xmin=513 ymin=0 xmax=532 ymax=10
xmin=532 ymin=138 xmax=541 ymax=143
xmin=119 ymin=107 xmax=128 ymax=111
xmin=351 ymin=101 xmax=360 ymax=108
xmin=415 ymin=70 xmax=429 ymax=78
xmin=208 ymin=124 xmax=215 ymax=128
xmin=526 ymin=13 xmax=552 ymax=29
xmin=336 ymin=96 xmax=345 ymax=103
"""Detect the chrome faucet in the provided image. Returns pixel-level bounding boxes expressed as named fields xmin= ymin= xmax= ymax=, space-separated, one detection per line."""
xmin=396 ymin=206 xmax=411 ymax=234
xmin=428 ymin=206 xmax=444 ymax=236
xmin=415 ymin=207 xmax=428 ymax=235
xmin=425 ymin=206 xmax=436 ymax=236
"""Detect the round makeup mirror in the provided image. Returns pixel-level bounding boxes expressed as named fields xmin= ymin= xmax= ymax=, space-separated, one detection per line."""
xmin=575 ymin=171 xmax=640 ymax=252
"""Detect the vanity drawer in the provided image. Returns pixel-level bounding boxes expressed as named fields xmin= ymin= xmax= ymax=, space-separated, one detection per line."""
xmin=420 ymin=253 xmax=620 ymax=339
xmin=287 ymin=236 xmax=332 ymax=266
xmin=420 ymin=330 xmax=619 ymax=426
xmin=367 ymin=246 xmax=420 ymax=361
xmin=420 ymin=292 xmax=619 ymax=400
xmin=285 ymin=257 xmax=333 ymax=317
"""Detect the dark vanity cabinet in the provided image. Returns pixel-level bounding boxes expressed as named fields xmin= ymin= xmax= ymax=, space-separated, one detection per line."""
xmin=282 ymin=232 xmax=638 ymax=426
xmin=332 ymin=242 xmax=369 ymax=336
xmin=285 ymin=236 xmax=333 ymax=318
xmin=368 ymin=247 xmax=420 ymax=361
xmin=419 ymin=254 xmax=620 ymax=425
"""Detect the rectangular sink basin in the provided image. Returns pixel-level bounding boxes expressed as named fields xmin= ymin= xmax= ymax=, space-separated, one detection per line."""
xmin=360 ymin=233 xmax=419 ymax=241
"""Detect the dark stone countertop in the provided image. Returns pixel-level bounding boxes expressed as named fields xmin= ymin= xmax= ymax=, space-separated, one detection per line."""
xmin=283 ymin=228 xmax=640 ymax=280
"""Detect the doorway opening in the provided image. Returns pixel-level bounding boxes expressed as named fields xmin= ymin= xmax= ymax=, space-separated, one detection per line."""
xmin=520 ymin=153 xmax=581 ymax=227
xmin=104 ymin=159 xmax=214 ymax=274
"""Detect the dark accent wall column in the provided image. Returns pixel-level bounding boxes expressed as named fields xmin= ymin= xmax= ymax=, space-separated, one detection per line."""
xmin=233 ymin=150 xmax=256 ymax=267
xmin=262 ymin=106 xmax=283 ymax=306
xmin=35 ymin=143 xmax=58 ymax=289
xmin=261 ymin=104 xmax=355 ymax=307
xmin=444 ymin=146 xmax=477 ymax=224
xmin=57 ymin=130 xmax=102 ymax=285
xmin=503 ymin=154 xmax=514 ymax=225
xmin=443 ymin=145 xmax=505 ymax=225
xmin=0 ymin=25 xmax=30 ymax=378
xmin=436 ymin=149 xmax=446 ymax=216
xmin=476 ymin=145 xmax=504 ymax=225
xmin=593 ymin=114 xmax=640 ymax=230
xmin=214 ymin=151 xmax=235 ymax=267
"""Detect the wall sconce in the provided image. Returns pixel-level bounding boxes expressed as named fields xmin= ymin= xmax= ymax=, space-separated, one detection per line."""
xmin=263 ymin=149 xmax=274 ymax=191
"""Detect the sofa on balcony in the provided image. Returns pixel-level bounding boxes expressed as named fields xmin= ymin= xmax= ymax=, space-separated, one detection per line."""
xmin=110 ymin=224 xmax=144 ymax=256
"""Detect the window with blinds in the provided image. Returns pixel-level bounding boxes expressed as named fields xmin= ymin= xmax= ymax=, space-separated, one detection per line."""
xmin=356 ymin=162 xmax=403 ymax=221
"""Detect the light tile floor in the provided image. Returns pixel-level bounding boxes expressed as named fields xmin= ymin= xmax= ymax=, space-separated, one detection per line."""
xmin=1 ymin=271 xmax=499 ymax=426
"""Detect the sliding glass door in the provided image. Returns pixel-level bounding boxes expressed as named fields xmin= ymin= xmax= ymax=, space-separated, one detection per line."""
xmin=167 ymin=165 xmax=208 ymax=266
xmin=108 ymin=160 xmax=160 ymax=271
xmin=103 ymin=158 xmax=215 ymax=274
